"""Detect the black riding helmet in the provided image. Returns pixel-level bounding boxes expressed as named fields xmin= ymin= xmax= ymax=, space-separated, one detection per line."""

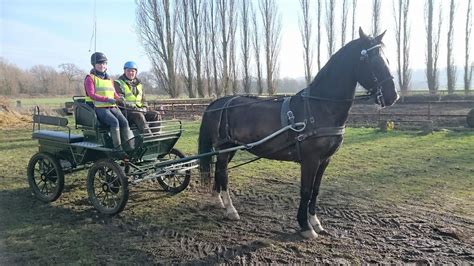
xmin=90 ymin=52 xmax=108 ymax=65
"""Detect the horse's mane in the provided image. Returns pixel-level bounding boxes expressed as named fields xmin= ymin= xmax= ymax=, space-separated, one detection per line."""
xmin=307 ymin=38 xmax=362 ymax=89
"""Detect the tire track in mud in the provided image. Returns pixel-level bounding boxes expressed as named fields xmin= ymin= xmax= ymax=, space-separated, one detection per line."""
xmin=109 ymin=180 xmax=473 ymax=263
xmin=229 ymin=184 xmax=473 ymax=263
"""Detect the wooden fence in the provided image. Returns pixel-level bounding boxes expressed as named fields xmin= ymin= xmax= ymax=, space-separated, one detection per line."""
xmin=149 ymin=98 xmax=474 ymax=129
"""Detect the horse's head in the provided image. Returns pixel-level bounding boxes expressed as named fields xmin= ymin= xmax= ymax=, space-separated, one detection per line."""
xmin=355 ymin=28 xmax=399 ymax=107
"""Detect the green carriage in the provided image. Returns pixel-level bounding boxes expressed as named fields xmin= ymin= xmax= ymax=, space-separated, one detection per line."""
xmin=27 ymin=97 xmax=197 ymax=215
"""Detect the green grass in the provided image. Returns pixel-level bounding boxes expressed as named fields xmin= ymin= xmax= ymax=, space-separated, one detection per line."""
xmin=9 ymin=97 xmax=73 ymax=108
xmin=0 ymin=123 xmax=473 ymax=263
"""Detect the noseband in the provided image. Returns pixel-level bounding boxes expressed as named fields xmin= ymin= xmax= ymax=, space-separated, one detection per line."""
xmin=360 ymin=44 xmax=393 ymax=108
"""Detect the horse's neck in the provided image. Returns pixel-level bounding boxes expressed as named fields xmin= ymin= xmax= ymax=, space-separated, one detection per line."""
xmin=305 ymin=51 xmax=358 ymax=126
xmin=311 ymin=53 xmax=358 ymax=100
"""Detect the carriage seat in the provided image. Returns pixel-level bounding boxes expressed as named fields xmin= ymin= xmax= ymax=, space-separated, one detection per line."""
xmin=33 ymin=130 xmax=84 ymax=143
xmin=73 ymin=99 xmax=107 ymax=130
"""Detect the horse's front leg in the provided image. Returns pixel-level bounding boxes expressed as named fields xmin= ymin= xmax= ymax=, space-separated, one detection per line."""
xmin=298 ymin=160 xmax=320 ymax=239
xmin=308 ymin=159 xmax=330 ymax=233
xmin=214 ymin=152 xmax=240 ymax=220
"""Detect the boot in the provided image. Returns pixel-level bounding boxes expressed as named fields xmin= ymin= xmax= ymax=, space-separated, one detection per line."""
xmin=121 ymin=127 xmax=135 ymax=150
xmin=110 ymin=127 xmax=122 ymax=149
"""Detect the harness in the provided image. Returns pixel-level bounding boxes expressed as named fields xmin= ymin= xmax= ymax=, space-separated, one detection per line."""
xmin=214 ymin=43 xmax=392 ymax=162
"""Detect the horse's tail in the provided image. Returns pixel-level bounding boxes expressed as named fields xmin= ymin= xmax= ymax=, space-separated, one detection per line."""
xmin=198 ymin=111 xmax=214 ymax=187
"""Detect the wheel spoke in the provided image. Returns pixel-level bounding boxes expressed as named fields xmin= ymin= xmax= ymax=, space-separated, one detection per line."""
xmin=39 ymin=180 xmax=47 ymax=193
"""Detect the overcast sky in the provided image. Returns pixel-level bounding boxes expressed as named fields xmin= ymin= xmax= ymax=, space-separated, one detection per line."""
xmin=1 ymin=0 xmax=471 ymax=78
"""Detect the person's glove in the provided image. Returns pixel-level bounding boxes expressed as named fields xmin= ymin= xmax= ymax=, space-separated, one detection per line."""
xmin=106 ymin=98 xmax=116 ymax=104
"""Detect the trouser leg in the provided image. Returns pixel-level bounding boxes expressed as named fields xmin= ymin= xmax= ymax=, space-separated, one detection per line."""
xmin=145 ymin=110 xmax=161 ymax=134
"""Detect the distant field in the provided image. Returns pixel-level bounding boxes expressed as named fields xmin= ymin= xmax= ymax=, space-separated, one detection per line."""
xmin=9 ymin=97 xmax=72 ymax=108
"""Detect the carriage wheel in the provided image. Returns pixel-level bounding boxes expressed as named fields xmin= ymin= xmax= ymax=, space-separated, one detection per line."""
xmin=157 ymin=148 xmax=191 ymax=193
xmin=87 ymin=159 xmax=129 ymax=215
xmin=27 ymin=152 xmax=64 ymax=202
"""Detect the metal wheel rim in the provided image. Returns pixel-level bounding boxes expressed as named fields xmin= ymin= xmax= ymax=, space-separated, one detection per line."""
xmin=32 ymin=157 xmax=59 ymax=197
xmin=91 ymin=165 xmax=124 ymax=210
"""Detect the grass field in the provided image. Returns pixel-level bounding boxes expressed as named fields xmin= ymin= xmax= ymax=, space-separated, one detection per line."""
xmin=0 ymin=122 xmax=473 ymax=263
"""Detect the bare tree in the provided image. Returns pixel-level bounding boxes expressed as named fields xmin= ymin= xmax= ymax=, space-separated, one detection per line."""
xmin=351 ymin=0 xmax=358 ymax=40
xmin=202 ymin=2 xmax=213 ymax=97
xmin=299 ymin=0 xmax=313 ymax=85
xmin=30 ymin=65 xmax=68 ymax=95
xmin=465 ymin=0 xmax=473 ymax=94
xmin=393 ymin=0 xmax=411 ymax=95
xmin=138 ymin=71 xmax=161 ymax=95
xmin=136 ymin=0 xmax=180 ymax=97
xmin=325 ymin=0 xmax=335 ymax=56
xmin=259 ymin=0 xmax=281 ymax=95
xmin=446 ymin=0 xmax=457 ymax=94
xmin=425 ymin=0 xmax=442 ymax=94
xmin=58 ymin=63 xmax=84 ymax=95
xmin=209 ymin=0 xmax=221 ymax=97
xmin=190 ymin=0 xmax=205 ymax=97
xmin=240 ymin=0 xmax=251 ymax=93
xmin=228 ymin=1 xmax=239 ymax=95
xmin=372 ymin=0 xmax=381 ymax=36
xmin=341 ymin=0 xmax=349 ymax=46
xmin=316 ymin=0 xmax=322 ymax=70
xmin=217 ymin=0 xmax=233 ymax=96
xmin=0 ymin=58 xmax=22 ymax=95
xmin=177 ymin=0 xmax=196 ymax=98
xmin=251 ymin=3 xmax=264 ymax=95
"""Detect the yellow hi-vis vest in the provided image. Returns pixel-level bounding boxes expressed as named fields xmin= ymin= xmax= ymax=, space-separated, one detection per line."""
xmin=116 ymin=79 xmax=143 ymax=108
xmin=86 ymin=74 xmax=116 ymax=108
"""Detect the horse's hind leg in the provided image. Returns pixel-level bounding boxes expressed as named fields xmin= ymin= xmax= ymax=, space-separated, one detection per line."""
xmin=308 ymin=159 xmax=330 ymax=233
xmin=214 ymin=151 xmax=240 ymax=220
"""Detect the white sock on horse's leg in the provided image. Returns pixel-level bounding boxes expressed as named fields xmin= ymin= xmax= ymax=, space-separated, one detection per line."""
xmin=222 ymin=190 xmax=240 ymax=220
xmin=300 ymin=227 xmax=318 ymax=239
xmin=308 ymin=212 xmax=325 ymax=232
xmin=212 ymin=191 xmax=225 ymax=208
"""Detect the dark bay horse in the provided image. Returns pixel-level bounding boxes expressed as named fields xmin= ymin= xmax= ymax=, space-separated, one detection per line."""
xmin=198 ymin=28 xmax=399 ymax=239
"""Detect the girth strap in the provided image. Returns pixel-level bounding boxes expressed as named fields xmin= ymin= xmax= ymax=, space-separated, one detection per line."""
xmin=296 ymin=126 xmax=345 ymax=142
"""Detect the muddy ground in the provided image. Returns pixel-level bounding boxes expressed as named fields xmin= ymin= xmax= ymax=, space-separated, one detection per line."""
xmin=3 ymin=177 xmax=471 ymax=264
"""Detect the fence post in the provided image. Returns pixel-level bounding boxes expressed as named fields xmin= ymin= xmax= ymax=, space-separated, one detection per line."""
xmin=427 ymin=102 xmax=431 ymax=121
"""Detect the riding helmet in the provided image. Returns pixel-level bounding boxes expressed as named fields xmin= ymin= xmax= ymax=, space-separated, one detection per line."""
xmin=123 ymin=61 xmax=138 ymax=71
xmin=90 ymin=52 xmax=108 ymax=65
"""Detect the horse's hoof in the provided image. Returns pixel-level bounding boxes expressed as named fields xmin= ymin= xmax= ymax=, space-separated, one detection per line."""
xmin=225 ymin=211 xmax=240 ymax=220
xmin=314 ymin=225 xmax=325 ymax=232
xmin=300 ymin=229 xmax=318 ymax=239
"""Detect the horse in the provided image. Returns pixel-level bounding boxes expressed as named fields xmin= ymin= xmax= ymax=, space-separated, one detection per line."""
xmin=198 ymin=28 xmax=399 ymax=239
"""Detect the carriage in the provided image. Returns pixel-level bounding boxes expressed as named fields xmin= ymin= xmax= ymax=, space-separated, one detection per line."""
xmin=27 ymin=96 xmax=197 ymax=215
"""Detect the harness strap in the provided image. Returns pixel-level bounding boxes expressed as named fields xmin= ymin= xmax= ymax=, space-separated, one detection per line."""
xmin=280 ymin=97 xmax=292 ymax=127
xmin=216 ymin=96 xmax=242 ymax=146
xmin=296 ymin=126 xmax=345 ymax=142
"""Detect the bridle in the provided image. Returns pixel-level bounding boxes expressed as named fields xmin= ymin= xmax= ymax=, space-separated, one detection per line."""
xmin=359 ymin=43 xmax=394 ymax=108
xmin=301 ymin=43 xmax=393 ymax=108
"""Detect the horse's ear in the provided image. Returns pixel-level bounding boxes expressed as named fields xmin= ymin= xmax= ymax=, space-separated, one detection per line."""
xmin=375 ymin=30 xmax=387 ymax=43
xmin=359 ymin=27 xmax=368 ymax=39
